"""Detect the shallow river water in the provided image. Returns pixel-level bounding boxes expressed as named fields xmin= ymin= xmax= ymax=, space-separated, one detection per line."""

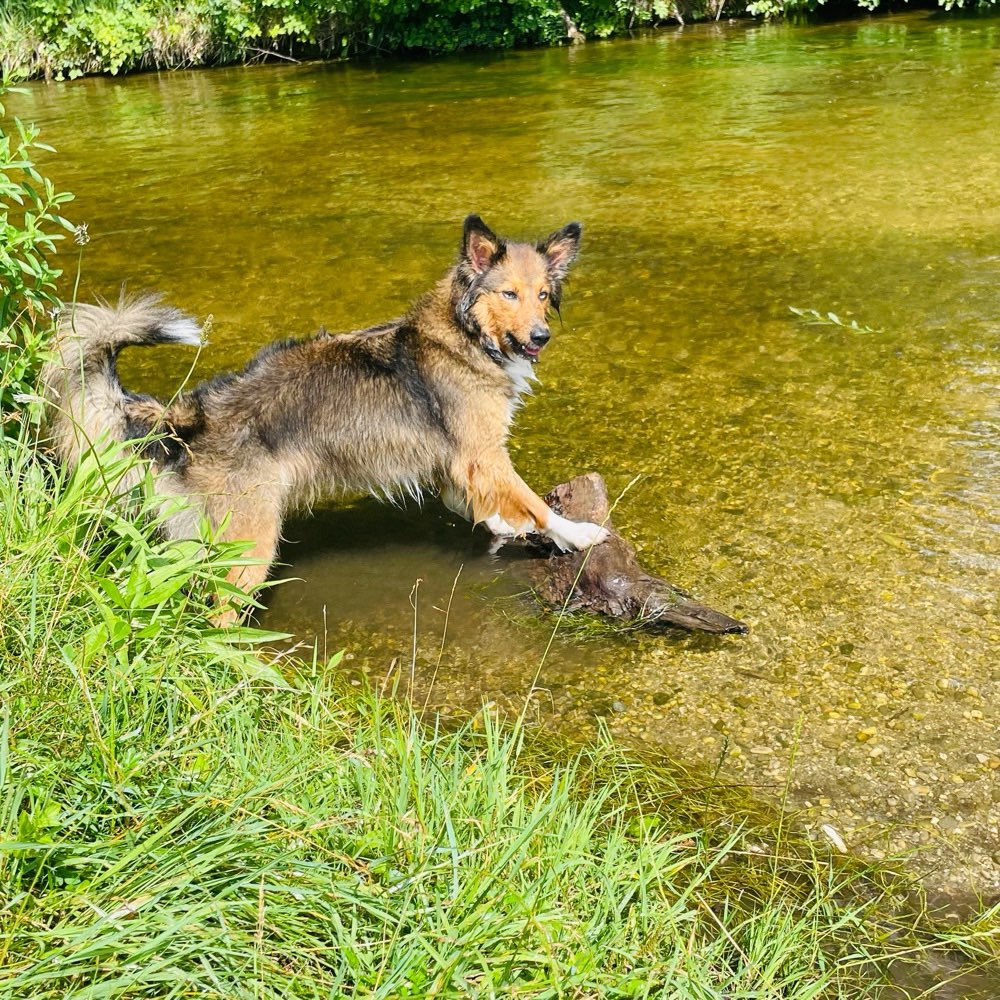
xmin=10 ymin=11 xmax=1000 ymax=923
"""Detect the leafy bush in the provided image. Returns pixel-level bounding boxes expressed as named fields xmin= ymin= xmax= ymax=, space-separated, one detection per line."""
xmin=4 ymin=0 xmax=1000 ymax=78
xmin=0 ymin=89 xmax=73 ymax=421
xmin=0 ymin=0 xmax=708 ymax=79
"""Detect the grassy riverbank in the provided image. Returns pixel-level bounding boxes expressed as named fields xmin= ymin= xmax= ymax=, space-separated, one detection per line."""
xmin=3 ymin=93 xmax=1000 ymax=998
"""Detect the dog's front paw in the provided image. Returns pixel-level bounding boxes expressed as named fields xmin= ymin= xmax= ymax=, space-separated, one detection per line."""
xmin=483 ymin=512 xmax=518 ymax=538
xmin=483 ymin=512 xmax=520 ymax=555
xmin=545 ymin=515 xmax=611 ymax=552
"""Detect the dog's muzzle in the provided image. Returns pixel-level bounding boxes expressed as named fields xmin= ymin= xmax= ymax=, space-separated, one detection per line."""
xmin=508 ymin=327 xmax=550 ymax=361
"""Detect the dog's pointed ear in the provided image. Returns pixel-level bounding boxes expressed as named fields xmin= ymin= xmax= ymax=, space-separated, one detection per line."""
xmin=462 ymin=215 xmax=500 ymax=274
xmin=539 ymin=222 xmax=582 ymax=281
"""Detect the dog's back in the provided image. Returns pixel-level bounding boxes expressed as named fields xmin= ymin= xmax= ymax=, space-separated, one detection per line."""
xmin=167 ymin=321 xmax=461 ymax=506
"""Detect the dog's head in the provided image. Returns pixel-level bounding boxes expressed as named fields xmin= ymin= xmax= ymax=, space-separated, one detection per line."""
xmin=454 ymin=214 xmax=581 ymax=368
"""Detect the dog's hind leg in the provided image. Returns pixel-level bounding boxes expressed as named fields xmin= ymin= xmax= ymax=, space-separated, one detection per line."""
xmin=204 ymin=490 xmax=283 ymax=626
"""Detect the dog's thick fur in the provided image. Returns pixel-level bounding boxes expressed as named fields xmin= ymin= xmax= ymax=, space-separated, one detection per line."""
xmin=42 ymin=215 xmax=610 ymax=612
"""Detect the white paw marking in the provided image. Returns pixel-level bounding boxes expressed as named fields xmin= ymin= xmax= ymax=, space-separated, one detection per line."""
xmin=544 ymin=514 xmax=611 ymax=552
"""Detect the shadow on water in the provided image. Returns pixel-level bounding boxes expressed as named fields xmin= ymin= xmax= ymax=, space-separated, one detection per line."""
xmin=8 ymin=11 xmax=1000 ymax=990
xmin=265 ymin=497 xmax=625 ymax=698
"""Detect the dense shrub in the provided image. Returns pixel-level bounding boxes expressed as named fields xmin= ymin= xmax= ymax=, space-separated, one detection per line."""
xmin=6 ymin=0 xmax=994 ymax=81
xmin=2 ymin=1 xmax=593 ymax=79
xmin=6 ymin=0 xmax=1000 ymax=81
xmin=0 ymin=87 xmax=73 ymax=425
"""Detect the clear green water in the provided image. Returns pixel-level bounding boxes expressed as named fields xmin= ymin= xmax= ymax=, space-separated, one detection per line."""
xmin=11 ymin=13 xmax=1000 ymax=916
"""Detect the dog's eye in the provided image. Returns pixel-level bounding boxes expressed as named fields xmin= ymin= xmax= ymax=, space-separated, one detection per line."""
xmin=502 ymin=290 xmax=518 ymax=301
xmin=538 ymin=290 xmax=549 ymax=302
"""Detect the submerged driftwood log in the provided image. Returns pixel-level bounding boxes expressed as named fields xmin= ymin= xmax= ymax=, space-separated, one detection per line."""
xmin=512 ymin=473 xmax=748 ymax=635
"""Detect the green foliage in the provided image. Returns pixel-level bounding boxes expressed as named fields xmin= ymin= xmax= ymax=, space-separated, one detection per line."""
xmin=356 ymin=0 xmax=565 ymax=54
xmin=938 ymin=0 xmax=998 ymax=8
xmin=0 ymin=0 xmax=700 ymax=79
xmin=0 ymin=91 xmax=73 ymax=429
xmin=2 ymin=0 xmax=1000 ymax=77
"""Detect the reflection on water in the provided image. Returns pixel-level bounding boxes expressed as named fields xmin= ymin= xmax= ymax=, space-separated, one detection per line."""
xmin=10 ymin=11 xmax=1000 ymax=926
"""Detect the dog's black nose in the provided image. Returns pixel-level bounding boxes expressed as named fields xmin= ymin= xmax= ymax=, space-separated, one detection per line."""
xmin=530 ymin=327 xmax=550 ymax=346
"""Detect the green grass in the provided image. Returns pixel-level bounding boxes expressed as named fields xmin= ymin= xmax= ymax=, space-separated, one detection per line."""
xmin=0 ymin=413 xmax=999 ymax=997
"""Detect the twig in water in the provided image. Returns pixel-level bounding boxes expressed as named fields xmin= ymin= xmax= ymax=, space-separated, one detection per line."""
xmin=789 ymin=306 xmax=880 ymax=334
xmin=516 ymin=474 xmax=643 ymax=736
xmin=247 ymin=47 xmax=300 ymax=63
xmin=422 ymin=564 xmax=464 ymax=718
xmin=408 ymin=577 xmax=422 ymax=690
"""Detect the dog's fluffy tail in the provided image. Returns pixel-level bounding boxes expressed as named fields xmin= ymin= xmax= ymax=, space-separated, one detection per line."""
xmin=41 ymin=294 xmax=202 ymax=469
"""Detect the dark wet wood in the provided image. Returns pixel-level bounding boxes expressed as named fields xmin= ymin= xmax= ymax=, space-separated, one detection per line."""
xmin=515 ymin=473 xmax=748 ymax=635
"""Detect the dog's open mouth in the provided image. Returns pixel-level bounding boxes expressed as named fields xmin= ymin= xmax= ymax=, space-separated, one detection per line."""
xmin=506 ymin=333 xmax=542 ymax=362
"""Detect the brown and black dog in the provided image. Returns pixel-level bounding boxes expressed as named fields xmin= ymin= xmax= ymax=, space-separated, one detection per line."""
xmin=43 ymin=215 xmax=610 ymax=615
